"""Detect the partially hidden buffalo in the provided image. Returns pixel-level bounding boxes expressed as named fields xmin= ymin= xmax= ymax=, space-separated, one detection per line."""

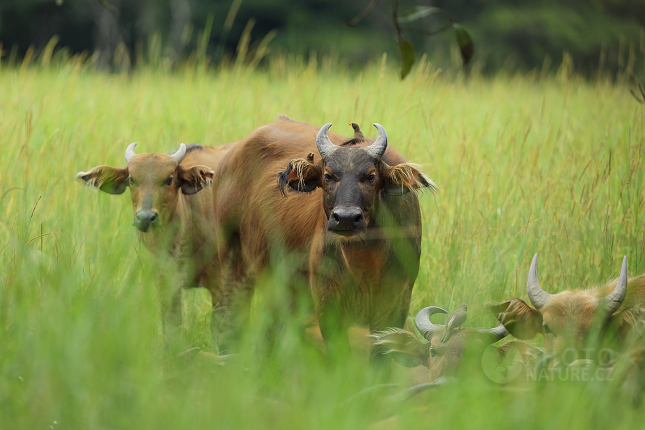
xmin=211 ymin=116 xmax=437 ymax=360
xmin=373 ymin=306 xmax=513 ymax=382
xmin=77 ymin=142 xmax=237 ymax=348
xmin=491 ymin=254 xmax=645 ymax=355
xmin=488 ymin=254 xmax=645 ymax=404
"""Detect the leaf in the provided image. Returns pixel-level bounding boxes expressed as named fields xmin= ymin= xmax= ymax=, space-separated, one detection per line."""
xmin=98 ymin=0 xmax=119 ymax=15
xmin=453 ymin=24 xmax=474 ymax=68
xmin=397 ymin=6 xmax=442 ymax=24
xmin=55 ymin=0 xmax=63 ymax=5
xmin=398 ymin=39 xmax=415 ymax=80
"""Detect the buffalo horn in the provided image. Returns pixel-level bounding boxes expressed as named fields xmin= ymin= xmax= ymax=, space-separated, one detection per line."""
xmin=601 ymin=256 xmax=628 ymax=314
xmin=477 ymin=325 xmax=509 ymax=343
xmin=125 ymin=142 xmax=138 ymax=163
xmin=171 ymin=143 xmax=187 ymax=164
xmin=526 ymin=254 xmax=553 ymax=310
xmin=316 ymin=123 xmax=337 ymax=160
xmin=364 ymin=123 xmax=388 ymax=160
xmin=415 ymin=306 xmax=447 ymax=341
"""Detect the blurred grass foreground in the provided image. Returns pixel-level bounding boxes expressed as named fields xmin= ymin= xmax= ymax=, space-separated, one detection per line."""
xmin=1 ymin=51 xmax=644 ymax=429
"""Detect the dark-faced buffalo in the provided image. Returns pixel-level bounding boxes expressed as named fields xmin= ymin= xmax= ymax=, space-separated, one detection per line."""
xmin=211 ymin=116 xmax=437 ymax=360
xmin=373 ymin=306 xmax=511 ymax=382
xmin=77 ymin=142 xmax=241 ymax=349
xmin=491 ymin=254 xmax=645 ymax=355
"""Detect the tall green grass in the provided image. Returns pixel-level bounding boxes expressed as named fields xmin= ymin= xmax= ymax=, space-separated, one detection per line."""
xmin=1 ymin=56 xmax=644 ymax=429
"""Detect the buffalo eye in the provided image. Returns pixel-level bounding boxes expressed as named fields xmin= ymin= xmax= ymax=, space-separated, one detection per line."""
xmin=324 ymin=173 xmax=333 ymax=182
xmin=129 ymin=177 xmax=137 ymax=186
xmin=365 ymin=173 xmax=376 ymax=183
xmin=429 ymin=346 xmax=437 ymax=357
xmin=164 ymin=176 xmax=173 ymax=186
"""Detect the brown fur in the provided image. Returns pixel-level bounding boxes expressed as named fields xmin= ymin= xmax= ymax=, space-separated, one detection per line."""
xmin=491 ymin=273 xmax=645 ymax=353
xmin=488 ymin=299 xmax=543 ymax=340
xmin=211 ymin=117 xmax=436 ymax=359
xmin=77 ymin=143 xmax=239 ymax=349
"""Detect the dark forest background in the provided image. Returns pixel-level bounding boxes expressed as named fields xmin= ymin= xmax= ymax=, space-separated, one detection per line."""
xmin=0 ymin=0 xmax=643 ymax=75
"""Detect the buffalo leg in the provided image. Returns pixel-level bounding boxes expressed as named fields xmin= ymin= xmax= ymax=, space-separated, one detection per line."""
xmin=210 ymin=292 xmax=236 ymax=354
xmin=161 ymin=288 xmax=183 ymax=344
xmin=210 ymin=305 xmax=230 ymax=353
xmin=210 ymin=282 xmax=253 ymax=354
xmin=318 ymin=303 xmax=351 ymax=364
xmin=369 ymin=300 xmax=409 ymax=368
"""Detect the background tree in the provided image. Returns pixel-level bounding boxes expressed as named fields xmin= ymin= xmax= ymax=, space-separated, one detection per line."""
xmin=0 ymin=0 xmax=642 ymax=77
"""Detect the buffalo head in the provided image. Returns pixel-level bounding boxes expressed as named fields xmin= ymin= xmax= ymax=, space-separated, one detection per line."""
xmin=373 ymin=306 xmax=508 ymax=382
xmin=77 ymin=143 xmax=214 ymax=232
xmin=277 ymin=123 xmax=437 ymax=238
xmin=490 ymin=254 xmax=631 ymax=353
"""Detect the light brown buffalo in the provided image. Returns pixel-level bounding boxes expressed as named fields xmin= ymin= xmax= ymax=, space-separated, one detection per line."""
xmin=78 ymin=142 xmax=241 ymax=349
xmin=491 ymin=254 xmax=645 ymax=356
xmin=372 ymin=306 xmax=511 ymax=382
xmin=211 ymin=116 xmax=437 ymax=361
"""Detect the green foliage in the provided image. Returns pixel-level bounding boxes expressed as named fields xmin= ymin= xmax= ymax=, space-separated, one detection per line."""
xmin=436 ymin=1 xmax=644 ymax=74
xmin=0 ymin=0 xmax=642 ymax=74
xmin=453 ymin=23 xmax=474 ymax=68
xmin=0 ymin=59 xmax=644 ymax=428
xmin=398 ymin=38 xmax=415 ymax=79
xmin=393 ymin=3 xmax=472 ymax=77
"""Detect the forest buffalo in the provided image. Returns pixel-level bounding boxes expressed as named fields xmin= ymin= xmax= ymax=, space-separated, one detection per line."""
xmin=77 ymin=142 xmax=241 ymax=350
xmin=491 ymin=254 xmax=645 ymax=356
xmin=373 ymin=306 xmax=513 ymax=382
xmin=211 ymin=116 xmax=437 ymax=360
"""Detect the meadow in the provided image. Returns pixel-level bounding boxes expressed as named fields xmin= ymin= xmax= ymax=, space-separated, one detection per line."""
xmin=1 ymin=53 xmax=644 ymax=429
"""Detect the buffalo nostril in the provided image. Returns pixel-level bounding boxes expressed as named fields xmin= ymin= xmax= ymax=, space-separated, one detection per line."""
xmin=328 ymin=207 xmax=365 ymax=232
xmin=135 ymin=210 xmax=157 ymax=226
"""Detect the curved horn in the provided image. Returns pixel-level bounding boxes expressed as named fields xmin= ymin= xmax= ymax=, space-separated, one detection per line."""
xmin=171 ymin=143 xmax=187 ymax=164
xmin=415 ymin=306 xmax=448 ymax=341
xmin=600 ymin=256 xmax=628 ymax=314
xmin=387 ymin=377 xmax=452 ymax=401
xmin=526 ymin=254 xmax=552 ymax=310
xmin=316 ymin=123 xmax=337 ymax=160
xmin=477 ymin=324 xmax=509 ymax=343
xmin=125 ymin=142 xmax=138 ymax=163
xmin=364 ymin=123 xmax=388 ymax=160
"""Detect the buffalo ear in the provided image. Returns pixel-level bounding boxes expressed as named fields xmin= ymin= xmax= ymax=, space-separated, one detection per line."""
xmin=177 ymin=165 xmax=214 ymax=195
xmin=76 ymin=166 xmax=129 ymax=195
xmin=277 ymin=158 xmax=322 ymax=196
xmin=608 ymin=306 xmax=645 ymax=334
xmin=487 ymin=299 xmax=543 ymax=340
xmin=381 ymin=162 xmax=438 ymax=196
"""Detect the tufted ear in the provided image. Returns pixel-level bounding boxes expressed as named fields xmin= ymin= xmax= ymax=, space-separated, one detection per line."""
xmin=488 ymin=299 xmax=543 ymax=340
xmin=77 ymin=165 xmax=129 ymax=195
xmin=277 ymin=158 xmax=323 ymax=196
xmin=176 ymin=165 xmax=214 ymax=195
xmin=381 ymin=162 xmax=438 ymax=196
